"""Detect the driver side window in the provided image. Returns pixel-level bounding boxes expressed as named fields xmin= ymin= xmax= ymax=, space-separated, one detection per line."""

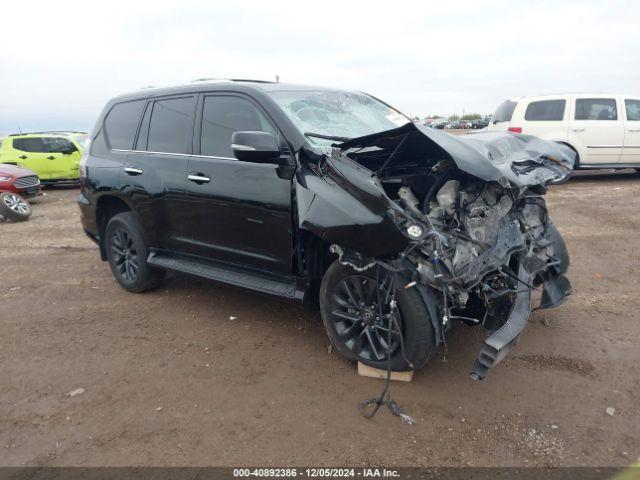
xmin=200 ymin=95 xmax=275 ymax=158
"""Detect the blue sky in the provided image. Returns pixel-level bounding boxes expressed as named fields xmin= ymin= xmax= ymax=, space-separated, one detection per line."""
xmin=1 ymin=0 xmax=639 ymax=134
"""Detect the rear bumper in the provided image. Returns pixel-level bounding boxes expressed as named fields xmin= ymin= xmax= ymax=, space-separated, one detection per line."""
xmin=41 ymin=178 xmax=80 ymax=184
xmin=77 ymin=192 xmax=98 ymax=237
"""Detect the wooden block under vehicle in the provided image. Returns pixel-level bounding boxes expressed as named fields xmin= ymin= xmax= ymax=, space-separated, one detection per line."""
xmin=357 ymin=362 xmax=414 ymax=382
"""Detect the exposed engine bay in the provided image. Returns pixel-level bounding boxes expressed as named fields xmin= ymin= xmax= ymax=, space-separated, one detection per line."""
xmin=296 ymin=122 xmax=575 ymax=379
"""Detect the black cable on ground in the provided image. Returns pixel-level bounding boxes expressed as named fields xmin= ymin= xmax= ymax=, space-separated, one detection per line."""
xmin=358 ymin=267 xmax=415 ymax=425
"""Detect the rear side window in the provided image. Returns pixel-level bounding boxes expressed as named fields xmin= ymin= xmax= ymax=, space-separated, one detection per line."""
xmin=146 ymin=96 xmax=195 ymax=154
xmin=575 ymin=98 xmax=617 ymax=121
xmin=200 ymin=95 xmax=275 ymax=158
xmin=13 ymin=138 xmax=46 ymax=152
xmin=625 ymin=99 xmax=640 ymax=121
xmin=492 ymin=100 xmax=518 ymax=123
xmin=524 ymin=100 xmax=566 ymax=121
xmin=104 ymin=100 xmax=146 ymax=150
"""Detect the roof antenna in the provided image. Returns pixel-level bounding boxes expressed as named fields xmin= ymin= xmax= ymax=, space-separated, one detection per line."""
xmin=18 ymin=125 xmax=22 ymax=134
xmin=275 ymin=75 xmax=280 ymax=83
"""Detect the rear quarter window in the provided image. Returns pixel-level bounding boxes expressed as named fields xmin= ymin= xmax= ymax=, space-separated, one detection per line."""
xmin=524 ymin=100 xmax=566 ymax=121
xmin=104 ymin=100 xmax=146 ymax=150
xmin=492 ymin=100 xmax=518 ymax=123
xmin=625 ymin=99 xmax=640 ymax=121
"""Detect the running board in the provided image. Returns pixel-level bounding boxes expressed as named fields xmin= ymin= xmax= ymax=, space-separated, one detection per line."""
xmin=147 ymin=252 xmax=300 ymax=300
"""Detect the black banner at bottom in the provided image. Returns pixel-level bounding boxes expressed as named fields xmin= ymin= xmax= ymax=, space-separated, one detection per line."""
xmin=0 ymin=467 xmax=637 ymax=480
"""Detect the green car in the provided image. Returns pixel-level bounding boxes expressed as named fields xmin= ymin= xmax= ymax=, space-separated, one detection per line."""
xmin=0 ymin=131 xmax=88 ymax=183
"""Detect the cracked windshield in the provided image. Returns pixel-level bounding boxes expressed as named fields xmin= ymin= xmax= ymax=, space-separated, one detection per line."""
xmin=268 ymin=89 xmax=410 ymax=145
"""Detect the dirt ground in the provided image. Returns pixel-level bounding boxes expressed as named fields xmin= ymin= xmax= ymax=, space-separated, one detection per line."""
xmin=1 ymin=170 xmax=639 ymax=468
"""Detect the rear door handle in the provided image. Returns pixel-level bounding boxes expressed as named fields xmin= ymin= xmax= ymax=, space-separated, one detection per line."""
xmin=19 ymin=155 xmax=27 ymax=160
xmin=47 ymin=156 xmax=55 ymax=160
xmin=187 ymin=173 xmax=211 ymax=184
xmin=571 ymin=128 xmax=586 ymax=132
xmin=628 ymin=128 xmax=640 ymax=132
xmin=124 ymin=166 xmax=143 ymax=176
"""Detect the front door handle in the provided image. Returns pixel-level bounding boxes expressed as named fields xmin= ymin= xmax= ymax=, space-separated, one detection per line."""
xmin=47 ymin=156 xmax=55 ymax=160
xmin=124 ymin=166 xmax=143 ymax=176
xmin=187 ymin=173 xmax=211 ymax=184
xmin=19 ymin=155 xmax=27 ymax=160
xmin=571 ymin=128 xmax=586 ymax=132
xmin=628 ymin=128 xmax=640 ymax=132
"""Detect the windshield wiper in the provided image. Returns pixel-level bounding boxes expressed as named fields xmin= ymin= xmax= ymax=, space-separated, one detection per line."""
xmin=304 ymin=132 xmax=352 ymax=142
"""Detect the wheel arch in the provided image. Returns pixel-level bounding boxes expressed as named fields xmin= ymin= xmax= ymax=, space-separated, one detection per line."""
xmin=96 ymin=195 xmax=132 ymax=260
xmin=556 ymin=141 xmax=580 ymax=168
xmin=297 ymin=230 xmax=335 ymax=310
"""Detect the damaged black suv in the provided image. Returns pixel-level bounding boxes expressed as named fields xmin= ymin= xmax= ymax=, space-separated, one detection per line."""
xmin=79 ymin=80 xmax=574 ymax=379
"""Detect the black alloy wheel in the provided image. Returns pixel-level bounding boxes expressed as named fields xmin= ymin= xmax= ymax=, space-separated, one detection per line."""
xmin=110 ymin=228 xmax=139 ymax=283
xmin=329 ymin=273 xmax=402 ymax=362
xmin=320 ymin=261 xmax=437 ymax=371
xmin=104 ymin=212 xmax=165 ymax=293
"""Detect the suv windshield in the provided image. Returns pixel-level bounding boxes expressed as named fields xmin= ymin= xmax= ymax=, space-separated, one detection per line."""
xmin=267 ymin=89 xmax=410 ymax=145
xmin=492 ymin=100 xmax=518 ymax=123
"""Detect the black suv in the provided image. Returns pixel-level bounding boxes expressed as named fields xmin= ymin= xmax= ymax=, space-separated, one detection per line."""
xmin=79 ymin=80 xmax=574 ymax=379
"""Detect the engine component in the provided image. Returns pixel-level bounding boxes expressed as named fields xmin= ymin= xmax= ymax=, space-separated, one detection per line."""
xmin=436 ymin=180 xmax=460 ymax=216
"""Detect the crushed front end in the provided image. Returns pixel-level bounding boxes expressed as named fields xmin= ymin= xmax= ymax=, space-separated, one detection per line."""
xmin=298 ymin=122 xmax=575 ymax=379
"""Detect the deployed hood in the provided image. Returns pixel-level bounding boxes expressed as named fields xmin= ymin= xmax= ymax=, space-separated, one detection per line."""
xmin=338 ymin=122 xmax=576 ymax=186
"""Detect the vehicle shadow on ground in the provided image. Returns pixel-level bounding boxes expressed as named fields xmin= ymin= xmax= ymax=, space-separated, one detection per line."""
xmin=568 ymin=169 xmax=638 ymax=182
xmin=161 ymin=270 xmax=498 ymax=381
xmin=42 ymin=183 xmax=80 ymax=190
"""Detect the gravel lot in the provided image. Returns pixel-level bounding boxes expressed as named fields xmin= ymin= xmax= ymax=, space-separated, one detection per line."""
xmin=1 ymin=171 xmax=639 ymax=467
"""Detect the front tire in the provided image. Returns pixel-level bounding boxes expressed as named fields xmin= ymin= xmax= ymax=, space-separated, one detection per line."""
xmin=319 ymin=261 xmax=436 ymax=371
xmin=105 ymin=212 xmax=165 ymax=292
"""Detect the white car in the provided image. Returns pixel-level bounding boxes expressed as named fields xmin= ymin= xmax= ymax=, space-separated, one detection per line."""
xmin=487 ymin=93 xmax=640 ymax=173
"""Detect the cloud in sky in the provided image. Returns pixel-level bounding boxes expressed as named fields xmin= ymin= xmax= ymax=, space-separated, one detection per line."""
xmin=1 ymin=0 xmax=639 ymax=133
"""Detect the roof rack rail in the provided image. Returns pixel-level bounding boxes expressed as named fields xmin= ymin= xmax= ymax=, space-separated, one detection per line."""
xmin=190 ymin=77 xmax=276 ymax=84
xmin=8 ymin=130 xmax=87 ymax=136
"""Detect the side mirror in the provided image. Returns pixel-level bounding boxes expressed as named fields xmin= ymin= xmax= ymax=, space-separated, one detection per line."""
xmin=231 ymin=131 xmax=280 ymax=163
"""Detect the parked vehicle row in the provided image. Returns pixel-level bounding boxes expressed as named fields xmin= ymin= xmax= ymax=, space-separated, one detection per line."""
xmin=427 ymin=119 xmax=489 ymax=130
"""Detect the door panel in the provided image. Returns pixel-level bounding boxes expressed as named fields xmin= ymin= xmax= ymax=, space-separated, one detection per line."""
xmin=124 ymin=95 xmax=196 ymax=250
xmin=122 ymin=151 xmax=190 ymax=250
xmin=568 ymin=97 xmax=623 ymax=164
xmin=42 ymin=137 xmax=81 ymax=179
xmin=183 ymin=157 xmax=293 ymax=273
xmin=622 ymin=98 xmax=640 ymax=164
xmin=180 ymin=94 xmax=293 ymax=274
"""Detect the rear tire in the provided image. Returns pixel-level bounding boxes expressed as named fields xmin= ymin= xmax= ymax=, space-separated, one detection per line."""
xmin=320 ymin=261 xmax=436 ymax=371
xmin=0 ymin=192 xmax=32 ymax=221
xmin=105 ymin=212 xmax=165 ymax=292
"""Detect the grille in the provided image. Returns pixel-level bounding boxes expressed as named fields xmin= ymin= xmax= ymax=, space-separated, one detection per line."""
xmin=14 ymin=175 xmax=40 ymax=188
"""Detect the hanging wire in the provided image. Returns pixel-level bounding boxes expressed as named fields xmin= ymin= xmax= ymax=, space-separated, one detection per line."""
xmin=358 ymin=266 xmax=415 ymax=425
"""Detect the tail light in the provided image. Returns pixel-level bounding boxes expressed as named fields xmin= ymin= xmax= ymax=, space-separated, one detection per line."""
xmin=79 ymin=139 xmax=91 ymax=179
xmin=508 ymin=127 xmax=522 ymax=133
